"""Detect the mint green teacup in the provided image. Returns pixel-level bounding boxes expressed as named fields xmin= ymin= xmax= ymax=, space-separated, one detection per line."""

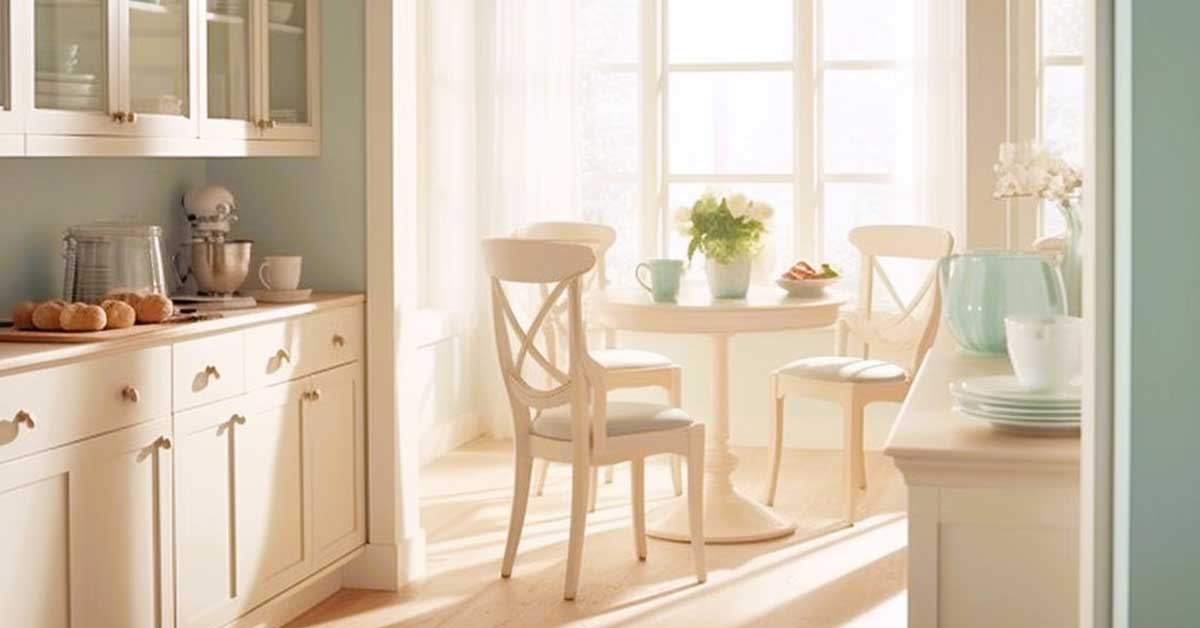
xmin=636 ymin=259 xmax=684 ymax=302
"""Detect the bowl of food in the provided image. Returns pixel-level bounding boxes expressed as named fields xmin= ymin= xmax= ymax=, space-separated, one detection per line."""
xmin=775 ymin=261 xmax=840 ymax=298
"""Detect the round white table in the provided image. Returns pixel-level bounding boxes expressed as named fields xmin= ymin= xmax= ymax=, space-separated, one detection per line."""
xmin=592 ymin=286 xmax=846 ymax=543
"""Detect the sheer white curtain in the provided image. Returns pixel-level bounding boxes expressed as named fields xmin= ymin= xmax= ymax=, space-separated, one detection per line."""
xmin=477 ymin=0 xmax=580 ymax=239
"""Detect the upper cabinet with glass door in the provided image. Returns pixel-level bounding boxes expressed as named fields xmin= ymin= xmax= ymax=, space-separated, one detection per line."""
xmin=259 ymin=0 xmax=317 ymax=140
xmin=29 ymin=0 xmax=196 ymax=138
xmin=0 ymin=0 xmax=28 ymax=148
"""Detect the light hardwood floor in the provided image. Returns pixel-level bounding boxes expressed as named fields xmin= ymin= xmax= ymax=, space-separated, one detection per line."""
xmin=288 ymin=438 xmax=908 ymax=628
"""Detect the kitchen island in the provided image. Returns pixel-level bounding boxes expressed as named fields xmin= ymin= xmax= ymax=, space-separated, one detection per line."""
xmin=884 ymin=339 xmax=1080 ymax=628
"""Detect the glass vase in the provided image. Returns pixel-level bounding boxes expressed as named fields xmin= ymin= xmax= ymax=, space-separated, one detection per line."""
xmin=1057 ymin=201 xmax=1083 ymax=317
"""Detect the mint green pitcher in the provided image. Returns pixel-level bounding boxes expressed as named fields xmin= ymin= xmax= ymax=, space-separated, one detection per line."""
xmin=939 ymin=251 xmax=1067 ymax=355
xmin=636 ymin=259 xmax=684 ymax=302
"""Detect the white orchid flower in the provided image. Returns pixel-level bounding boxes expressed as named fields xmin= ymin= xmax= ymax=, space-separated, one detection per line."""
xmin=727 ymin=193 xmax=751 ymax=218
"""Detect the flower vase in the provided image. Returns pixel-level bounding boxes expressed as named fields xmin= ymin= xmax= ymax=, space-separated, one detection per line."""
xmin=706 ymin=256 xmax=751 ymax=299
xmin=1057 ymin=201 xmax=1083 ymax=317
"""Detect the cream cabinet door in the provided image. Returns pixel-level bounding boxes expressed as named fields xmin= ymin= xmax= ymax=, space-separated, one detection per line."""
xmin=0 ymin=418 xmax=173 ymax=628
xmin=174 ymin=383 xmax=308 ymax=628
xmin=199 ymin=0 xmax=259 ymax=139
xmin=0 ymin=0 xmax=28 ymax=140
xmin=303 ymin=363 xmax=366 ymax=568
xmin=258 ymin=0 xmax=318 ymax=140
xmin=28 ymin=0 xmax=121 ymax=135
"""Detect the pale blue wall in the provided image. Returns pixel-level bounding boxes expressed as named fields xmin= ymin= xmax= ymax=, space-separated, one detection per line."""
xmin=205 ymin=0 xmax=365 ymax=294
xmin=1118 ymin=0 xmax=1200 ymax=624
xmin=0 ymin=159 xmax=206 ymax=313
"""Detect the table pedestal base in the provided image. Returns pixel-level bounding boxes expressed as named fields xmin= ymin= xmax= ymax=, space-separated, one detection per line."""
xmin=646 ymin=486 xmax=796 ymax=544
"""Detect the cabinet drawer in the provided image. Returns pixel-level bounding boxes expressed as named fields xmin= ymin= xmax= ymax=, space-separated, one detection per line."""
xmin=173 ymin=331 xmax=246 ymax=411
xmin=0 ymin=347 xmax=171 ymax=464
xmin=244 ymin=305 xmax=363 ymax=390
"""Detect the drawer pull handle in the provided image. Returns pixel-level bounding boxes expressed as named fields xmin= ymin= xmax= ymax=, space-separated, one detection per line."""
xmin=13 ymin=410 xmax=35 ymax=430
xmin=332 ymin=334 xmax=346 ymax=347
xmin=122 ymin=386 xmax=141 ymax=403
xmin=204 ymin=365 xmax=222 ymax=380
xmin=276 ymin=348 xmax=292 ymax=364
xmin=158 ymin=436 xmax=172 ymax=450
xmin=232 ymin=414 xmax=247 ymax=425
xmin=303 ymin=389 xmax=322 ymax=402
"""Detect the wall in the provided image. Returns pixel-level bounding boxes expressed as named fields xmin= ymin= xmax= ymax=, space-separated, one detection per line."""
xmin=1115 ymin=0 xmax=1200 ymax=624
xmin=206 ymin=0 xmax=366 ymax=294
xmin=0 ymin=159 xmax=206 ymax=313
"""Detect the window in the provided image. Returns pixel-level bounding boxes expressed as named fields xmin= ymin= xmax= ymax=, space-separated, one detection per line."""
xmin=1038 ymin=0 xmax=1085 ymax=235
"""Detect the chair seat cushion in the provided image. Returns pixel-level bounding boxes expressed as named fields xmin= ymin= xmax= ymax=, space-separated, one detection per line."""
xmin=591 ymin=348 xmax=674 ymax=371
xmin=777 ymin=356 xmax=908 ymax=383
xmin=532 ymin=402 xmax=694 ymax=441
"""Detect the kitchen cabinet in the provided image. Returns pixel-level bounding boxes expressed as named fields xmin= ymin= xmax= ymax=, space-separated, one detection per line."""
xmin=0 ymin=0 xmax=26 ymax=152
xmin=0 ymin=419 xmax=174 ymax=628
xmin=0 ymin=296 xmax=366 ymax=628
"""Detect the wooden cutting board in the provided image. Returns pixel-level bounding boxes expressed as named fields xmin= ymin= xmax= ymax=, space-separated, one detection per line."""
xmin=0 ymin=314 xmax=222 ymax=344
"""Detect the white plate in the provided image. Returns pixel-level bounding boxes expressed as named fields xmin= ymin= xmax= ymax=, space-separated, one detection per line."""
xmin=960 ymin=401 xmax=1084 ymax=420
xmin=955 ymin=403 xmax=1080 ymax=422
xmin=37 ymin=81 xmax=98 ymax=96
xmin=35 ymin=72 xmax=98 ymax=83
xmin=951 ymin=390 xmax=1080 ymax=413
xmin=244 ymin=288 xmax=312 ymax=303
xmin=775 ymin=277 xmax=838 ymax=298
xmin=957 ymin=410 xmax=1081 ymax=436
xmin=953 ymin=375 xmax=1081 ymax=404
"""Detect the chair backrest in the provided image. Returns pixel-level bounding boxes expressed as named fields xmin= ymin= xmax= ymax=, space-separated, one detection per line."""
xmin=483 ymin=237 xmax=601 ymax=451
xmin=840 ymin=225 xmax=955 ymax=374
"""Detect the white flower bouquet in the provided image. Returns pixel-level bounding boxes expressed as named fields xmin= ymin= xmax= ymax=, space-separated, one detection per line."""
xmin=673 ymin=188 xmax=774 ymax=264
xmin=992 ymin=141 xmax=1083 ymax=208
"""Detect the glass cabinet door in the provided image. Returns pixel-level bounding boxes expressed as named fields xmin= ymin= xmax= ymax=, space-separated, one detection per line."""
xmin=262 ymin=0 xmax=315 ymax=138
xmin=1 ymin=0 xmax=8 ymax=114
xmin=33 ymin=0 xmax=111 ymax=116
xmin=127 ymin=0 xmax=190 ymax=127
xmin=205 ymin=0 xmax=252 ymax=130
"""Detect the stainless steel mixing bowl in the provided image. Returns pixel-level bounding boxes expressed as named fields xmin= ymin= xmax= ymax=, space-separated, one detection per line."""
xmin=188 ymin=240 xmax=253 ymax=296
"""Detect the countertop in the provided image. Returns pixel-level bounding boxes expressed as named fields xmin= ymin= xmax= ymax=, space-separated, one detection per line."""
xmin=0 ymin=292 xmax=364 ymax=377
xmin=883 ymin=334 xmax=1080 ymax=487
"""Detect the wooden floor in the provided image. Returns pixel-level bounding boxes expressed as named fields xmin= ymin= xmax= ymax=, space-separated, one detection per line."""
xmin=288 ymin=438 xmax=909 ymax=628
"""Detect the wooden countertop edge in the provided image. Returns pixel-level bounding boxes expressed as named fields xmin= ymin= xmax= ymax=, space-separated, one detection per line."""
xmin=0 ymin=292 xmax=365 ymax=377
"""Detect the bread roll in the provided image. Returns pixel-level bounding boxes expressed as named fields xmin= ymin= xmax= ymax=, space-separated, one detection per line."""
xmin=11 ymin=301 xmax=37 ymax=330
xmin=101 ymin=300 xmax=137 ymax=329
xmin=32 ymin=300 xmax=68 ymax=331
xmin=60 ymin=303 xmax=107 ymax=332
xmin=105 ymin=292 xmax=144 ymax=309
xmin=135 ymin=293 xmax=174 ymax=324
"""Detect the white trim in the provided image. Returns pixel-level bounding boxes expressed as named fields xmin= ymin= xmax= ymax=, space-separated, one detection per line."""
xmin=667 ymin=173 xmax=793 ymax=184
xmin=666 ymin=61 xmax=793 ymax=72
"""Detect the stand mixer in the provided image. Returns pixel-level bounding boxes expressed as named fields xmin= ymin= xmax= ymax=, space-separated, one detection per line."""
xmin=172 ymin=185 xmax=257 ymax=310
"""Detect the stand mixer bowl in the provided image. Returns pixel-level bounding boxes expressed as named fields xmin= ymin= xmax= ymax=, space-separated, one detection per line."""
xmin=187 ymin=240 xmax=253 ymax=296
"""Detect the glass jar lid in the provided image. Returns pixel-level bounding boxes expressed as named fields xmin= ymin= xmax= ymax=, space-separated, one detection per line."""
xmin=65 ymin=222 xmax=163 ymax=241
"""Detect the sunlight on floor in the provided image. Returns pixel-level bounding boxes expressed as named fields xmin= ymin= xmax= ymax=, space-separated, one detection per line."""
xmin=288 ymin=438 xmax=909 ymax=628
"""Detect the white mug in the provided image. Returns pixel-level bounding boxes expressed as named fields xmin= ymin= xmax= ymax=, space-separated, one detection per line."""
xmin=1004 ymin=315 xmax=1083 ymax=392
xmin=258 ymin=256 xmax=302 ymax=291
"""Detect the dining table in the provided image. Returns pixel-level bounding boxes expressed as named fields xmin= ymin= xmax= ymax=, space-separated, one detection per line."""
xmin=592 ymin=285 xmax=846 ymax=544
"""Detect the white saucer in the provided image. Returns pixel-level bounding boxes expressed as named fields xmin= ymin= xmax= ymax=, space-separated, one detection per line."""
xmin=245 ymin=288 xmax=313 ymax=303
xmin=953 ymin=375 xmax=1081 ymax=405
xmin=955 ymin=404 xmax=1080 ymax=423
xmin=957 ymin=410 xmax=1081 ymax=436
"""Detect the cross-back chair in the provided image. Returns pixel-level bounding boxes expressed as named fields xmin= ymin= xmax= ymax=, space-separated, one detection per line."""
xmin=515 ymin=222 xmax=684 ymax=508
xmin=763 ymin=225 xmax=954 ymax=523
xmin=484 ymin=237 xmax=706 ymax=601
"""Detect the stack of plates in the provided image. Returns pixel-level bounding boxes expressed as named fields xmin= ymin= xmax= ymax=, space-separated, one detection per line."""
xmin=951 ymin=375 xmax=1080 ymax=435
xmin=36 ymin=72 xmax=101 ymax=111
xmin=209 ymin=0 xmax=247 ymax=15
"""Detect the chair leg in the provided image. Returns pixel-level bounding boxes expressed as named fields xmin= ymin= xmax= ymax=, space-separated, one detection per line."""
xmin=533 ymin=459 xmax=550 ymax=497
xmin=842 ymin=400 xmax=861 ymax=524
xmin=687 ymin=426 xmax=707 ymax=583
xmin=764 ymin=375 xmax=785 ymax=506
xmin=852 ymin=401 xmax=867 ymax=491
xmin=564 ymin=457 xmax=591 ymax=600
xmin=501 ymin=453 xmax=534 ymax=578
xmin=588 ymin=467 xmax=599 ymax=513
xmin=631 ymin=458 xmax=647 ymax=560
xmin=604 ymin=465 xmax=615 ymax=485
xmin=669 ymin=455 xmax=683 ymax=497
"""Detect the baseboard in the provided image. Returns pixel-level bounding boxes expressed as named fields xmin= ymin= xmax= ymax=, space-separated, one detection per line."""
xmin=420 ymin=411 xmax=484 ymax=466
xmin=223 ymin=546 xmax=366 ymax=628
xmin=343 ymin=533 xmax=427 ymax=591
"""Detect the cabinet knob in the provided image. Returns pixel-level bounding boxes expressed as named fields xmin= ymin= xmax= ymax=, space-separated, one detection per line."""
xmin=158 ymin=436 xmax=172 ymax=450
xmin=122 ymin=386 xmax=141 ymax=403
xmin=13 ymin=410 xmax=35 ymax=430
xmin=126 ymin=111 xmax=138 ymax=124
xmin=204 ymin=365 xmax=222 ymax=380
xmin=111 ymin=111 xmax=125 ymax=124
xmin=276 ymin=348 xmax=292 ymax=364
xmin=231 ymin=414 xmax=247 ymax=425
xmin=268 ymin=119 xmax=278 ymax=129
xmin=304 ymin=389 xmax=322 ymax=402
xmin=332 ymin=334 xmax=346 ymax=347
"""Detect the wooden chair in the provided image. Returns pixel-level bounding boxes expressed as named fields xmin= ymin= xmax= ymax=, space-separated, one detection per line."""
xmin=763 ymin=225 xmax=954 ymax=522
xmin=484 ymin=237 xmax=706 ymax=600
xmin=514 ymin=222 xmax=683 ymax=508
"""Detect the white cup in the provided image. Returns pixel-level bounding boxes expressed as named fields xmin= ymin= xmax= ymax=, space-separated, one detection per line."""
xmin=1004 ymin=315 xmax=1083 ymax=392
xmin=258 ymin=255 xmax=302 ymax=291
